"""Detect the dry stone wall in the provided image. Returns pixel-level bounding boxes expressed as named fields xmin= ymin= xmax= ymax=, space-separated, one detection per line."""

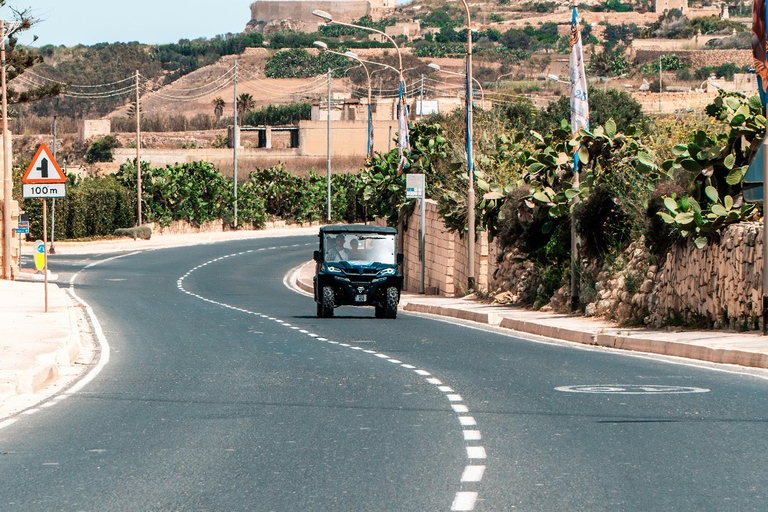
xmin=392 ymin=201 xmax=761 ymax=330
xmin=647 ymin=223 xmax=762 ymax=329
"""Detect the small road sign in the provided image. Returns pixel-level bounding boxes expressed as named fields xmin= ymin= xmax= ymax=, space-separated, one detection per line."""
xmin=34 ymin=240 xmax=46 ymax=271
xmin=406 ymin=173 xmax=425 ymax=199
xmin=22 ymin=144 xmax=66 ymax=184
xmin=15 ymin=227 xmax=29 ymax=234
xmin=22 ymin=183 xmax=66 ymax=198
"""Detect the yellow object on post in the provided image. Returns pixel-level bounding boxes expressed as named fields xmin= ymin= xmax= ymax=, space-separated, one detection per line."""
xmin=34 ymin=239 xmax=45 ymax=271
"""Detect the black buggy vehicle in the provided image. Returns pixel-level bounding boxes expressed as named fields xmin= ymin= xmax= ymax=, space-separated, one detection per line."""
xmin=313 ymin=225 xmax=404 ymax=318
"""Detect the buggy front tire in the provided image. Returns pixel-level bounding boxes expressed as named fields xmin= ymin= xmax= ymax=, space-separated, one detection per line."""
xmin=320 ymin=286 xmax=335 ymax=318
xmin=384 ymin=286 xmax=398 ymax=319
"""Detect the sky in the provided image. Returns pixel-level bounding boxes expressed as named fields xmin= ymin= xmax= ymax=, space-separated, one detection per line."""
xmin=15 ymin=0 xmax=253 ymax=47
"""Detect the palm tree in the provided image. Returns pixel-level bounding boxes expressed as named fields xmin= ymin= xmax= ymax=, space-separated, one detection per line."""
xmin=212 ymin=97 xmax=225 ymax=122
xmin=237 ymin=93 xmax=255 ymax=121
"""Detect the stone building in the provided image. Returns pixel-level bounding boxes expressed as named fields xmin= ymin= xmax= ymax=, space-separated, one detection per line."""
xmin=655 ymin=0 xmax=688 ymax=14
xmin=247 ymin=0 xmax=396 ymax=36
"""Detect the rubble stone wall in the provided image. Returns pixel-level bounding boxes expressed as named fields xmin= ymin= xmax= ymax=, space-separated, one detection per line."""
xmin=647 ymin=223 xmax=762 ymax=329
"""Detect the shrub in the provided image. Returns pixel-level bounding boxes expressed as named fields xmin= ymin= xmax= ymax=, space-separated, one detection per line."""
xmin=85 ymin=135 xmax=121 ymax=163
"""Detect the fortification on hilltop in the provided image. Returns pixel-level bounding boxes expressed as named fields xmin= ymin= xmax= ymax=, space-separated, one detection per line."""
xmin=247 ymin=0 xmax=396 ymax=36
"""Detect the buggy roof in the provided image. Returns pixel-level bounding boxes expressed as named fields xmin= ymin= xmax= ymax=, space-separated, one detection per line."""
xmin=319 ymin=224 xmax=397 ymax=236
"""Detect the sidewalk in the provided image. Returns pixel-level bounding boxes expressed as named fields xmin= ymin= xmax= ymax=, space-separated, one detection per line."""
xmin=4 ymin=227 xmax=768 ymax=419
xmin=294 ymin=261 xmax=768 ymax=370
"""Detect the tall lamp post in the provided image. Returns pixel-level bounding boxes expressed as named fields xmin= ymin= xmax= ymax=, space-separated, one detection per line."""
xmin=312 ymin=10 xmax=404 ymax=94
xmin=314 ymin=42 xmax=376 ymax=159
xmin=312 ymin=10 xmax=409 ymax=175
xmin=427 ymin=63 xmax=485 ymax=106
xmin=456 ymin=0 xmax=476 ymax=291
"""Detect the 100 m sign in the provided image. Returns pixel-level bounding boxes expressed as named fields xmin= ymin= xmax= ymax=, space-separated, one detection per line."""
xmin=22 ymin=183 xmax=67 ymax=198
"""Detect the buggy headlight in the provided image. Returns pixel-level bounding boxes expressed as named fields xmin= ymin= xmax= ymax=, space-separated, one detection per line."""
xmin=377 ymin=268 xmax=396 ymax=276
xmin=327 ymin=266 xmax=343 ymax=274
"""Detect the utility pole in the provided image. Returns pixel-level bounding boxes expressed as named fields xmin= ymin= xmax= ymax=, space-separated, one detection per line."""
xmin=419 ymin=74 xmax=424 ymax=120
xmin=464 ymin=5 xmax=476 ymax=292
xmin=233 ymin=60 xmax=238 ymax=229
xmin=50 ymin=116 xmax=57 ymax=254
xmin=326 ymin=67 xmax=332 ymax=222
xmin=658 ymin=55 xmax=662 ymax=114
xmin=135 ymin=69 xmax=142 ymax=226
xmin=1 ymin=21 xmax=10 ymax=279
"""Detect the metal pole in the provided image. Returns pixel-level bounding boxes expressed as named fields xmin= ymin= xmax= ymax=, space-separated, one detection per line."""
xmin=135 ymin=70 xmax=141 ymax=223
xmin=327 ymin=67 xmax=332 ymax=222
xmin=419 ymin=74 xmax=424 ymax=120
xmin=762 ymin=134 xmax=768 ymax=334
xmin=462 ymin=0 xmax=476 ymax=291
xmin=658 ymin=55 xmax=662 ymax=114
xmin=43 ymin=198 xmax=48 ymax=312
xmin=365 ymin=62 xmax=373 ymax=159
xmin=233 ymin=60 xmax=238 ymax=229
xmin=571 ymin=169 xmax=580 ymax=311
xmin=1 ymin=21 xmax=10 ymax=279
xmin=420 ymin=185 xmax=425 ymax=294
xmin=50 ymin=116 xmax=56 ymax=254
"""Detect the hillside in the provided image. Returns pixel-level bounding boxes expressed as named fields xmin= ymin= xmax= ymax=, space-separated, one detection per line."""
xmin=11 ymin=0 xmax=753 ymax=145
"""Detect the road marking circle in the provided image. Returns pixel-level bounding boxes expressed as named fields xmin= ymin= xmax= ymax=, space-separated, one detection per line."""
xmin=555 ymin=384 xmax=710 ymax=394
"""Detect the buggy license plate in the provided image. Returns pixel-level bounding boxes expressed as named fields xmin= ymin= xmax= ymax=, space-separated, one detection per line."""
xmin=355 ymin=294 xmax=367 ymax=302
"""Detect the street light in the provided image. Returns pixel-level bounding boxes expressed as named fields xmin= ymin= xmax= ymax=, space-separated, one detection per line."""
xmin=494 ymin=70 xmax=518 ymax=91
xmin=312 ymin=10 xmax=404 ymax=92
xmin=456 ymin=0 xmax=477 ymax=291
xmin=314 ymin=9 xmax=410 ymax=187
xmin=314 ymin=42 xmax=376 ymax=160
xmin=427 ymin=63 xmax=485 ymax=106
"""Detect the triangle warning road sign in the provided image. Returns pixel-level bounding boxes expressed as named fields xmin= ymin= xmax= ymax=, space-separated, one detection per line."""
xmin=22 ymin=143 xmax=66 ymax=184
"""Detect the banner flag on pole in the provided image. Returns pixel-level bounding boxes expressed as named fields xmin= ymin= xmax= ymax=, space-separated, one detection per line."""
xmin=569 ymin=6 xmax=589 ymax=173
xmin=466 ymin=57 xmax=474 ymax=180
xmin=367 ymin=103 xmax=374 ymax=158
xmin=752 ymin=0 xmax=768 ymax=109
xmin=396 ymin=81 xmax=410 ymax=176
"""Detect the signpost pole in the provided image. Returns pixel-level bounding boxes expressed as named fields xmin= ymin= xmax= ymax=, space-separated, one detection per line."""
xmin=420 ymin=182 xmax=425 ymax=295
xmin=42 ymin=198 xmax=48 ymax=313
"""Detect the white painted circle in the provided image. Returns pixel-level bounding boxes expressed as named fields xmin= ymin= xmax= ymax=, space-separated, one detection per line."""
xmin=555 ymin=384 xmax=710 ymax=395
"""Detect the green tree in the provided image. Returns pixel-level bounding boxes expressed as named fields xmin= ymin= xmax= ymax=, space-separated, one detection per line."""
xmin=237 ymin=93 xmax=255 ymax=120
xmin=85 ymin=135 xmax=121 ymax=164
xmin=538 ymin=86 xmax=645 ymax=134
xmin=212 ymin=97 xmax=225 ymax=122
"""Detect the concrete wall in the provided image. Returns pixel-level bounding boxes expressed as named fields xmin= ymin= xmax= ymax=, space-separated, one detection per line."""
xmin=299 ymin=119 xmax=398 ymax=157
xmin=113 ymin=147 xmax=301 ymax=168
xmin=397 ymin=199 xmax=496 ymax=297
xmin=81 ymin=119 xmax=111 ymax=141
xmin=634 ymin=49 xmax=752 ymax=69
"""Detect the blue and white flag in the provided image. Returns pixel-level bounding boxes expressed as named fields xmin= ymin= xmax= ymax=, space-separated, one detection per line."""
xmin=396 ymin=81 xmax=410 ymax=176
xmin=569 ymin=6 xmax=589 ymax=172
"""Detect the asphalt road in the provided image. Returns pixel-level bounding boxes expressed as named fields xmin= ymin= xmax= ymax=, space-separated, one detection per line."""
xmin=1 ymin=235 xmax=767 ymax=511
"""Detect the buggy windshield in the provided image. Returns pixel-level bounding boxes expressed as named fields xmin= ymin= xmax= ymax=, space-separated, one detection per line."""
xmin=324 ymin=233 xmax=396 ymax=264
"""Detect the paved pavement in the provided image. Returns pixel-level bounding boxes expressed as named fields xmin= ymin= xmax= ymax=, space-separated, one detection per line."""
xmin=4 ymin=226 xmax=768 ymax=418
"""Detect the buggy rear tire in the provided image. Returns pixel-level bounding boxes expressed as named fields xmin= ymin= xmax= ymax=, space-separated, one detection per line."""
xmin=320 ymin=286 xmax=335 ymax=318
xmin=384 ymin=286 xmax=398 ymax=319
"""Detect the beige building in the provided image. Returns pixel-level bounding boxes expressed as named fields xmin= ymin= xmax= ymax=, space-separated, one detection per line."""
xmin=247 ymin=0 xmax=396 ymax=36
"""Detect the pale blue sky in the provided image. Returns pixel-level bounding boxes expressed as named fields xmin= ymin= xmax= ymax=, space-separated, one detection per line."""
xmin=16 ymin=1 xmax=252 ymax=47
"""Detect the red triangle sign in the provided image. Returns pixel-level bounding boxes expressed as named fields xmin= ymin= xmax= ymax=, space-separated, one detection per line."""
xmin=22 ymin=144 xmax=66 ymax=184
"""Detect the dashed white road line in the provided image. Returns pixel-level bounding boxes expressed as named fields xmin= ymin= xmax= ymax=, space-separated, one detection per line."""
xmin=177 ymin=246 xmax=489 ymax=511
